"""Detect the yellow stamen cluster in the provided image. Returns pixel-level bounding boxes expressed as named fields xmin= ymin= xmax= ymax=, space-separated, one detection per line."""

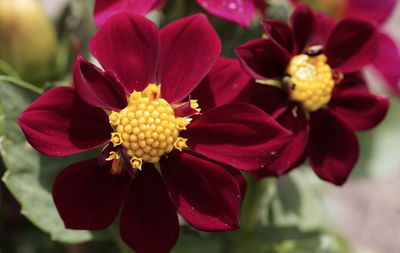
xmin=108 ymin=84 xmax=190 ymax=170
xmin=286 ymin=54 xmax=335 ymax=111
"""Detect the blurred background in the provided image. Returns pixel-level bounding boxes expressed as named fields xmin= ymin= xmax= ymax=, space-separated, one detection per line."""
xmin=1 ymin=0 xmax=400 ymax=252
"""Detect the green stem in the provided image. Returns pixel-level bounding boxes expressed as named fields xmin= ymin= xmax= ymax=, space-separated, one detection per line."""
xmin=241 ymin=176 xmax=275 ymax=232
xmin=0 ymin=75 xmax=43 ymax=94
xmin=109 ymin=223 xmax=133 ymax=253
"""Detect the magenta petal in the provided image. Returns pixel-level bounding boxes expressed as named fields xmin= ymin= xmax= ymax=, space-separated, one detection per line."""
xmin=290 ymin=3 xmax=317 ymax=53
xmin=325 ymin=19 xmax=378 ymax=73
xmin=159 ymin=14 xmax=221 ymax=104
xmin=90 ymin=13 xmax=159 ymax=93
xmin=235 ymin=38 xmax=291 ymax=80
xmin=329 ymin=86 xmax=389 ymax=131
xmin=263 ymin=106 xmax=309 ymax=176
xmin=309 ymin=109 xmax=359 ymax=185
xmin=74 ymin=56 xmax=127 ymax=111
xmin=195 ymin=0 xmax=254 ymax=27
xmin=262 ymin=19 xmax=295 ymax=54
xmin=53 ymin=158 xmax=130 ymax=230
xmin=17 ymin=87 xmax=112 ymax=156
xmin=191 ymin=57 xmax=252 ymax=111
xmin=120 ymin=164 xmax=179 ymax=253
xmin=184 ymin=103 xmax=291 ymax=171
xmin=345 ymin=0 xmax=396 ymax=25
xmin=94 ymin=0 xmax=159 ymax=27
xmin=161 ymin=151 xmax=241 ymax=231
xmin=372 ymin=32 xmax=400 ymax=95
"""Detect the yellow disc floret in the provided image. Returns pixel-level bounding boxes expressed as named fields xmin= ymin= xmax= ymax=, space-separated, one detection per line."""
xmin=286 ymin=54 xmax=335 ymax=111
xmin=108 ymin=84 xmax=190 ymax=170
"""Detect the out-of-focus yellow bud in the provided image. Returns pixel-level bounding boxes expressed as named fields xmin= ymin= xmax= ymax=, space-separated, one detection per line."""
xmin=0 ymin=0 xmax=58 ymax=85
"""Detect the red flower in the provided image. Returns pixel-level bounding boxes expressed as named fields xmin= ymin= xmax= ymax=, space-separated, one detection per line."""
xmin=235 ymin=3 xmax=389 ymax=185
xmin=17 ymin=14 xmax=290 ymax=253
xmin=94 ymin=0 xmax=266 ymax=27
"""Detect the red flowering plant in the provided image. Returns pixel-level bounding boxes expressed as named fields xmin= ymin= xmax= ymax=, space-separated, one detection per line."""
xmin=94 ymin=0 xmax=266 ymax=27
xmin=16 ymin=13 xmax=291 ymax=253
xmin=235 ymin=3 xmax=389 ymax=185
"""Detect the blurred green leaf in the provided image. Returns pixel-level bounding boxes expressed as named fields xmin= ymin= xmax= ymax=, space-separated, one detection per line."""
xmin=254 ymin=226 xmax=351 ymax=253
xmin=266 ymin=0 xmax=290 ymax=21
xmin=0 ymin=60 xmax=21 ymax=79
xmin=269 ymin=169 xmax=327 ymax=230
xmin=0 ymin=76 xmax=94 ymax=243
xmin=172 ymin=227 xmax=221 ymax=253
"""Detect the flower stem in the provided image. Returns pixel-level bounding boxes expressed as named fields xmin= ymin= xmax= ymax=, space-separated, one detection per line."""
xmin=240 ymin=176 xmax=275 ymax=231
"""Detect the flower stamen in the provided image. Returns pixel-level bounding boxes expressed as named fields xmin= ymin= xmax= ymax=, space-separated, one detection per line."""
xmin=107 ymin=84 xmax=193 ymax=169
xmin=286 ymin=53 xmax=335 ymax=111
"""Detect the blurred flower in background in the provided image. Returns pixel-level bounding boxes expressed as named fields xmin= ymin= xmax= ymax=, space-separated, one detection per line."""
xmin=94 ymin=0 xmax=266 ymax=27
xmin=0 ymin=0 xmax=59 ymax=85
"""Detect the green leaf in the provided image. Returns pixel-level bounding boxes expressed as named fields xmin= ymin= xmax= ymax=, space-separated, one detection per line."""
xmin=172 ymin=227 xmax=221 ymax=253
xmin=0 ymin=76 xmax=94 ymax=243
xmin=0 ymin=59 xmax=21 ymax=79
xmin=269 ymin=168 xmax=328 ymax=230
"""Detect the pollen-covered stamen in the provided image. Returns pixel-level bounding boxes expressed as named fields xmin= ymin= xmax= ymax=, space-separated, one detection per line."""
xmin=130 ymin=157 xmax=143 ymax=170
xmin=105 ymin=151 xmax=123 ymax=175
xmin=107 ymin=84 xmax=191 ymax=170
xmin=174 ymin=137 xmax=187 ymax=151
xmin=110 ymin=132 xmax=123 ymax=147
xmin=286 ymin=54 xmax=335 ymax=112
xmin=106 ymin=151 xmax=120 ymax=161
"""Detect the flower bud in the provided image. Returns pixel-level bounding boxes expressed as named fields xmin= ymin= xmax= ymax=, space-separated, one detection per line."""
xmin=0 ymin=0 xmax=58 ymax=85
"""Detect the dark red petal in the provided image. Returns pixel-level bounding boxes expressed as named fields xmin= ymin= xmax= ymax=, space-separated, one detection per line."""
xmin=73 ymin=56 xmax=127 ymax=111
xmin=120 ymin=164 xmax=179 ymax=253
xmin=313 ymin=12 xmax=336 ymax=46
xmin=184 ymin=103 xmax=291 ymax=171
xmin=329 ymin=86 xmax=389 ymax=131
xmin=53 ymin=158 xmax=130 ymax=230
xmin=191 ymin=57 xmax=252 ymax=111
xmin=161 ymin=151 xmax=241 ymax=231
xmin=345 ymin=0 xmax=396 ymax=25
xmin=17 ymin=87 xmax=112 ymax=156
xmin=90 ymin=13 xmax=159 ymax=93
xmin=325 ymin=19 xmax=378 ymax=73
xmin=262 ymin=19 xmax=295 ymax=54
xmin=159 ymin=14 xmax=221 ymax=104
xmin=372 ymin=32 xmax=400 ymax=95
xmin=250 ymin=83 xmax=288 ymax=116
xmin=195 ymin=0 xmax=254 ymax=27
xmin=253 ymin=0 xmax=266 ymax=14
xmin=261 ymin=106 xmax=309 ymax=176
xmin=235 ymin=38 xmax=291 ymax=80
xmin=290 ymin=3 xmax=317 ymax=53
xmin=224 ymin=165 xmax=246 ymax=205
xmin=94 ymin=0 xmax=159 ymax=26
xmin=309 ymin=109 xmax=359 ymax=185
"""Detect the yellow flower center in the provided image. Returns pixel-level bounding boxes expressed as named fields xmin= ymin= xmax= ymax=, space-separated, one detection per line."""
xmin=107 ymin=84 xmax=190 ymax=170
xmin=286 ymin=54 xmax=335 ymax=111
